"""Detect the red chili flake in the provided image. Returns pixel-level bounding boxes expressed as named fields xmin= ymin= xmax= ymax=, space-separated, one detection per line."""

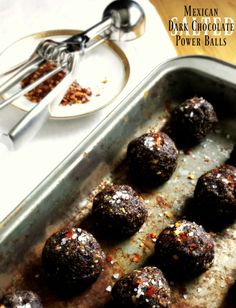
xmin=21 ymin=62 xmax=92 ymax=106
xmin=149 ymin=131 xmax=162 ymax=146
xmin=145 ymin=286 xmax=156 ymax=297
xmin=227 ymin=175 xmax=235 ymax=190
xmin=106 ymin=255 xmax=113 ymax=263
xmin=135 ymin=278 xmax=143 ymax=285
xmin=65 ymin=231 xmax=73 ymax=239
xmin=131 ymin=254 xmax=141 ymax=263
xmin=227 ymin=175 xmax=234 ymax=182
xmin=153 ymin=131 xmax=161 ymax=140
xmin=178 ymin=232 xmax=188 ymax=241
xmin=149 ymin=233 xmax=157 ymax=239
xmin=189 ymin=243 xmax=197 ymax=251
xmin=212 ymin=167 xmax=220 ymax=174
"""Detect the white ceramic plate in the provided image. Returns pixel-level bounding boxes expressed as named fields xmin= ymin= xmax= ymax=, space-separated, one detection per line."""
xmin=0 ymin=30 xmax=130 ymax=119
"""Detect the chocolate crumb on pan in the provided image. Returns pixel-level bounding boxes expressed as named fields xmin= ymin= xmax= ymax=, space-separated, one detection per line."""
xmin=42 ymin=227 xmax=105 ymax=292
xmin=112 ymin=266 xmax=171 ymax=307
xmin=194 ymin=165 xmax=236 ymax=221
xmin=0 ymin=290 xmax=43 ymax=308
xmin=155 ymin=220 xmax=215 ymax=279
xmin=127 ymin=131 xmax=178 ymax=186
xmin=21 ymin=62 xmax=92 ymax=106
xmin=170 ymin=96 xmax=218 ymax=146
xmin=92 ymin=185 xmax=147 ymax=238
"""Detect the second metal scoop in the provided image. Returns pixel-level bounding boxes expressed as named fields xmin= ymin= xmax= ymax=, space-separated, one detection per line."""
xmin=0 ymin=0 xmax=145 ymax=150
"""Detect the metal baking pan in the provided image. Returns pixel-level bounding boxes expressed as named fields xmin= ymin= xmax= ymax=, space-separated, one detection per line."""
xmin=0 ymin=55 xmax=236 ymax=308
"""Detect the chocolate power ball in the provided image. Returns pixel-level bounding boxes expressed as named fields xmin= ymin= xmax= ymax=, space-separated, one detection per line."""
xmin=155 ymin=220 xmax=215 ymax=278
xmin=170 ymin=96 xmax=217 ymax=145
xmin=92 ymin=185 xmax=147 ymax=237
xmin=194 ymin=165 xmax=236 ymax=219
xmin=127 ymin=131 xmax=178 ymax=185
xmin=112 ymin=266 xmax=171 ymax=307
xmin=0 ymin=290 xmax=42 ymax=308
xmin=42 ymin=227 xmax=105 ymax=290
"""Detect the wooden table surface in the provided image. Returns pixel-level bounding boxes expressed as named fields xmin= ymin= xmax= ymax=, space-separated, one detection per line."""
xmin=151 ymin=0 xmax=236 ymax=64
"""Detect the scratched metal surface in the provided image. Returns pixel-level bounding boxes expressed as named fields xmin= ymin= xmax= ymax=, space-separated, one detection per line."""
xmin=0 ymin=56 xmax=236 ymax=308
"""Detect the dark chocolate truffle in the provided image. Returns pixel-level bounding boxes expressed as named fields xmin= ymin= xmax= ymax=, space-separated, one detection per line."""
xmin=92 ymin=185 xmax=147 ymax=237
xmin=194 ymin=165 xmax=236 ymax=219
xmin=112 ymin=266 xmax=171 ymax=307
xmin=42 ymin=227 xmax=105 ymax=290
xmin=170 ymin=96 xmax=217 ymax=145
xmin=127 ymin=131 xmax=178 ymax=185
xmin=155 ymin=220 xmax=215 ymax=278
xmin=0 ymin=290 xmax=42 ymax=308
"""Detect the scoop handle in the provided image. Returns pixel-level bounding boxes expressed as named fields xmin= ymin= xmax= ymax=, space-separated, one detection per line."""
xmin=64 ymin=17 xmax=112 ymax=52
xmin=1 ymin=54 xmax=80 ymax=150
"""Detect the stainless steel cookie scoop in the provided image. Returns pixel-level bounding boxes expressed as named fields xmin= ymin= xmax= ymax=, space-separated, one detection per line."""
xmin=0 ymin=0 xmax=145 ymax=150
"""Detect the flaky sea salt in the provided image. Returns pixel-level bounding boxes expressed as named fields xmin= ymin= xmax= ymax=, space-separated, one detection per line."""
xmin=113 ymin=273 xmax=120 ymax=280
xmin=106 ymin=285 xmax=112 ymax=292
